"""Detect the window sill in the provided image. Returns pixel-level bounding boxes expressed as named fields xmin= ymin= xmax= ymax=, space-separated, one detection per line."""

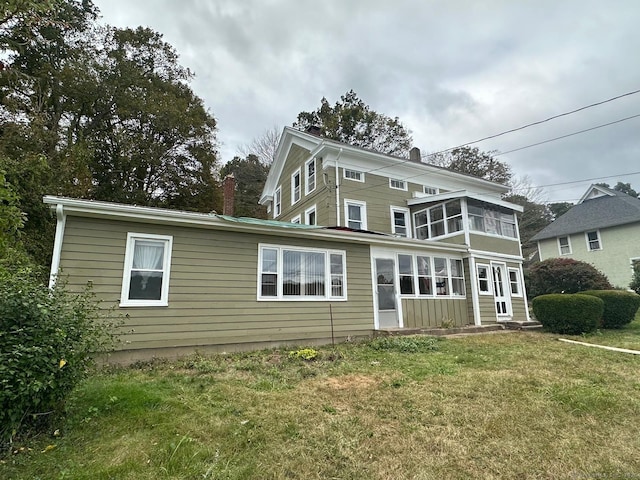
xmin=120 ymin=300 xmax=169 ymax=308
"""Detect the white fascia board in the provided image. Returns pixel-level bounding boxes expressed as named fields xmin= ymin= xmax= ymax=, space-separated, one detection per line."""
xmin=43 ymin=196 xmax=469 ymax=253
xmin=407 ymin=190 xmax=524 ymax=212
xmin=577 ymin=184 xmax=616 ymax=204
xmin=259 ymin=127 xmax=322 ymax=205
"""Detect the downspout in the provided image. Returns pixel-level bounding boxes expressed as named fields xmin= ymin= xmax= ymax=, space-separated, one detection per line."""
xmin=335 ymin=148 xmax=343 ymax=226
xmin=48 ymin=203 xmax=67 ymax=289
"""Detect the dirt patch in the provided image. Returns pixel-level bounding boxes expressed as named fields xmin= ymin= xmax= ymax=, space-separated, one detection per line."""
xmin=317 ymin=374 xmax=379 ymax=390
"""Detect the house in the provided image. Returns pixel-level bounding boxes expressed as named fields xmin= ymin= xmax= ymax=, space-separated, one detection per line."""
xmin=531 ymin=184 xmax=640 ymax=288
xmin=44 ymin=128 xmax=531 ymax=363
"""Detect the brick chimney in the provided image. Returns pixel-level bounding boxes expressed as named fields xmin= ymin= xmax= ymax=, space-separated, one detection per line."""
xmin=222 ymin=173 xmax=235 ymax=216
xmin=306 ymin=125 xmax=322 ymax=136
xmin=409 ymin=147 xmax=421 ymax=163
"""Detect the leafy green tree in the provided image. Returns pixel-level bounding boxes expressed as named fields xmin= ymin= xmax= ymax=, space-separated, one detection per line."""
xmin=294 ymin=90 xmax=413 ymax=157
xmin=220 ymin=154 xmax=269 ymax=218
xmin=548 ymin=202 xmax=573 ymax=219
xmin=594 ymin=181 xmax=639 ymax=198
xmin=503 ymin=194 xmax=552 ymax=259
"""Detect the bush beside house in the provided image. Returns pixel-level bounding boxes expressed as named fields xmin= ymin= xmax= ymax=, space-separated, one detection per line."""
xmin=532 ymin=294 xmax=604 ymax=334
xmin=526 ymin=258 xmax=612 ymax=298
xmin=581 ymin=290 xmax=640 ymax=329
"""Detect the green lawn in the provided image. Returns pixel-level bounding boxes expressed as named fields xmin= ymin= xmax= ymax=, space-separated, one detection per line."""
xmin=2 ymin=316 xmax=640 ymax=480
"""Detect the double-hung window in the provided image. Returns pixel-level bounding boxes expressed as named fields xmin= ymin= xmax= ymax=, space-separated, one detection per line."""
xmin=558 ymin=236 xmax=571 ymax=255
xmin=391 ymin=207 xmax=410 ymax=237
xmin=586 ymin=231 xmax=601 ymax=251
xmin=291 ymin=169 xmax=301 ymax=205
xmin=508 ymin=268 xmax=522 ymax=296
xmin=121 ymin=233 xmax=173 ymax=307
xmin=305 ymin=158 xmax=316 ymax=194
xmin=343 ymin=169 xmax=364 ymax=182
xmin=258 ymin=245 xmax=346 ymax=300
xmin=477 ymin=264 xmax=492 ymax=294
xmin=305 ymin=205 xmax=317 ymax=226
xmin=345 ymin=200 xmax=367 ymax=230
xmin=273 ymin=186 xmax=282 ymax=218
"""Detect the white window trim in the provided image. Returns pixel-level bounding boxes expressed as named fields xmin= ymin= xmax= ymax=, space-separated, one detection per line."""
xmin=305 ymin=158 xmax=316 ymax=195
xmin=257 ymin=244 xmax=347 ymax=301
xmin=413 ymin=200 xmax=463 ymax=240
xmin=389 ymin=178 xmax=408 ymax=191
xmin=557 ymin=236 xmax=572 ymax=255
xmin=120 ymin=233 xmax=173 ymax=307
xmin=390 ymin=206 xmax=411 ymax=238
xmin=476 ymin=263 xmax=493 ymax=295
xmin=343 ymin=168 xmax=365 ymax=182
xmin=291 ymin=168 xmax=301 ymax=205
xmin=273 ymin=186 xmax=282 ymax=218
xmin=423 ymin=185 xmax=439 ymax=195
xmin=585 ymin=230 xmax=602 ymax=251
xmin=305 ymin=204 xmax=317 ymax=226
xmin=397 ymin=254 xmax=466 ymax=299
xmin=344 ymin=199 xmax=367 ymax=230
xmin=291 ymin=215 xmax=301 ymax=224
xmin=508 ymin=268 xmax=523 ymax=297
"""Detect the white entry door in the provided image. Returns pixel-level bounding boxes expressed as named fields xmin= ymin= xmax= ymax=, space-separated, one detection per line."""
xmin=491 ymin=263 xmax=512 ymax=319
xmin=375 ymin=258 xmax=399 ymax=328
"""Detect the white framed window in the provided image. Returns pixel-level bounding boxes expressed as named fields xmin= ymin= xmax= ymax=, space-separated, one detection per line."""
xmin=390 ymin=207 xmax=410 ymax=237
xmin=558 ymin=236 xmax=572 ymax=255
xmin=413 ymin=200 xmax=463 ymax=240
xmin=305 ymin=205 xmax=317 ymax=226
xmin=305 ymin=158 xmax=316 ymax=194
xmin=389 ymin=178 xmax=407 ymax=191
xmin=291 ymin=215 xmax=301 ymax=224
xmin=477 ymin=264 xmax=492 ymax=295
xmin=586 ymin=230 xmax=602 ymax=251
xmin=291 ymin=168 xmax=301 ymax=205
xmin=344 ymin=199 xmax=367 ymax=230
xmin=258 ymin=244 xmax=346 ymax=301
xmin=397 ymin=254 xmax=464 ymax=298
xmin=508 ymin=268 xmax=522 ymax=297
xmin=120 ymin=233 xmax=173 ymax=307
xmin=423 ymin=185 xmax=439 ymax=195
xmin=273 ymin=186 xmax=281 ymax=218
xmin=343 ymin=169 xmax=364 ymax=182
xmin=467 ymin=200 xmax=517 ymax=239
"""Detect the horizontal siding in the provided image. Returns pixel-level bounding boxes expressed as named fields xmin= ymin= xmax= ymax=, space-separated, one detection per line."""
xmin=469 ymin=233 xmax=521 ymax=256
xmin=401 ymin=297 xmax=469 ymax=328
xmin=59 ymin=216 xmax=375 ymax=354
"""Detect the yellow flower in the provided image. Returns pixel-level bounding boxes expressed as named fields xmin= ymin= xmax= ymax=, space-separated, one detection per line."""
xmin=59 ymin=359 xmax=67 ymax=369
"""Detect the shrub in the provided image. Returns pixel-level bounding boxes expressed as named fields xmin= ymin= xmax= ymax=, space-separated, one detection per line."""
xmin=630 ymin=264 xmax=640 ymax=295
xmin=368 ymin=335 xmax=439 ymax=353
xmin=527 ymin=258 xmax=612 ymax=298
xmin=580 ymin=290 xmax=640 ymax=329
xmin=0 ymin=269 xmax=119 ymax=447
xmin=288 ymin=348 xmax=319 ymax=361
xmin=532 ymin=294 xmax=603 ymax=334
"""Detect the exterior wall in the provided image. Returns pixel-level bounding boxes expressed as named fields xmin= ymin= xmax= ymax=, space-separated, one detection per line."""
xmin=59 ymin=216 xmax=375 ymax=361
xmin=538 ymin=222 xmax=640 ymax=289
xmin=401 ymin=298 xmax=469 ymax=328
xmin=469 ymin=233 xmax=521 ymax=256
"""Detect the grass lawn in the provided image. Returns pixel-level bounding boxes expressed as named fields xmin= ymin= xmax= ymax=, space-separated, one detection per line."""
xmin=2 ymin=316 xmax=640 ymax=480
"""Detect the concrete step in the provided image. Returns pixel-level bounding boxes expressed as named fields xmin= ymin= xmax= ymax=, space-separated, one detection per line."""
xmin=377 ymin=324 xmax=506 ymax=337
xmin=501 ymin=320 xmax=543 ymax=330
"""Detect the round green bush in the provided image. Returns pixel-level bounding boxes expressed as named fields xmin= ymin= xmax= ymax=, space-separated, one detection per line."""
xmin=580 ymin=290 xmax=640 ymax=329
xmin=532 ymin=293 xmax=604 ymax=334
xmin=526 ymin=258 xmax=612 ymax=298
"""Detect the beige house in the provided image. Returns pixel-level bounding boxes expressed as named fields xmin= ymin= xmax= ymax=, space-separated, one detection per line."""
xmin=45 ymin=128 xmax=533 ymax=362
xmin=532 ymin=184 xmax=640 ymax=289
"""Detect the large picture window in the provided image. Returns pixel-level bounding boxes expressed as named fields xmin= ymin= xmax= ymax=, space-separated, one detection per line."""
xmin=121 ymin=233 xmax=173 ymax=307
xmin=413 ymin=200 xmax=463 ymax=240
xmin=258 ymin=245 xmax=346 ymax=301
xmin=397 ymin=254 xmax=465 ymax=298
xmin=468 ymin=200 xmax=517 ymax=239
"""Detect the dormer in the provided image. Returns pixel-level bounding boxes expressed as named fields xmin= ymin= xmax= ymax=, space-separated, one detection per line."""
xmin=578 ymin=184 xmax=617 ymax=204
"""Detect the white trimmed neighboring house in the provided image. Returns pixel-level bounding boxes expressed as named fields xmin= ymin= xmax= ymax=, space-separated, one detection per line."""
xmin=531 ymin=184 xmax=640 ymax=289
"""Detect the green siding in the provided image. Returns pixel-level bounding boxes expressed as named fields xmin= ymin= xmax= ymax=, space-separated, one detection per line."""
xmin=401 ymin=298 xmax=469 ymax=328
xmin=469 ymin=233 xmax=521 ymax=256
xmin=59 ymin=216 xmax=374 ymax=357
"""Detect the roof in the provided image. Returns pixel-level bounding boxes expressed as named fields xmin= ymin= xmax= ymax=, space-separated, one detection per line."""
xmin=407 ymin=189 xmax=524 ymax=212
xmin=531 ymin=185 xmax=640 ymax=241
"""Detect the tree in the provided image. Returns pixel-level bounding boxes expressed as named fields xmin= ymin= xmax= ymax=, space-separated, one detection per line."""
xmin=237 ymin=126 xmax=281 ymax=165
xmin=548 ymin=202 xmax=573 ymax=219
xmin=526 ymin=257 xmax=612 ymax=298
xmin=503 ymin=194 xmax=552 ymax=260
xmin=427 ymin=146 xmax=512 ymax=185
xmin=293 ymin=90 xmax=413 ymax=157
xmin=220 ymin=154 xmax=269 ymax=218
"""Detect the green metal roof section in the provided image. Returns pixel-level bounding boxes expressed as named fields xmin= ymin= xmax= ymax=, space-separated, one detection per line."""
xmin=215 ymin=215 xmax=323 ymax=230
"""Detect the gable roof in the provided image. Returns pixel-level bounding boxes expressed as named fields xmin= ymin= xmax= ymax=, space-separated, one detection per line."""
xmin=260 ymin=127 xmax=510 ymax=204
xmin=531 ymin=185 xmax=640 ymax=241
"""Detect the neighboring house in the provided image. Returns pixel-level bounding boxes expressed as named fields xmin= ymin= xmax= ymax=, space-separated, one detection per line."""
xmin=531 ymin=184 xmax=640 ymax=288
xmin=44 ymin=128 xmax=531 ymax=363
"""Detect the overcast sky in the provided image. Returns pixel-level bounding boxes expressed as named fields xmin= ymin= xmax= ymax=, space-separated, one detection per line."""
xmin=94 ymin=0 xmax=640 ymax=203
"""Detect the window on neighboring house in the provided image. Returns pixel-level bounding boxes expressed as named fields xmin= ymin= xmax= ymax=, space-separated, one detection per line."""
xmin=398 ymin=255 xmax=464 ymax=298
xmin=345 ymin=200 xmax=367 ymax=230
xmin=291 ymin=169 xmax=301 ymax=204
xmin=389 ymin=178 xmax=407 ymax=190
xmin=305 ymin=158 xmax=316 ymax=194
xmin=413 ymin=200 xmax=463 ymax=240
xmin=558 ymin=236 xmax=571 ymax=255
xmin=121 ymin=233 xmax=173 ymax=307
xmin=586 ymin=230 xmax=601 ymax=251
xmin=343 ymin=169 xmax=364 ymax=182
xmin=273 ymin=186 xmax=281 ymax=218
xmin=305 ymin=205 xmax=317 ymax=226
xmin=467 ymin=200 xmax=517 ymax=239
xmin=291 ymin=215 xmax=301 ymax=224
xmin=423 ymin=186 xmax=439 ymax=195
xmin=508 ymin=268 xmax=522 ymax=296
xmin=477 ymin=264 xmax=491 ymax=294
xmin=391 ymin=207 xmax=410 ymax=237
xmin=258 ymin=245 xmax=346 ymax=300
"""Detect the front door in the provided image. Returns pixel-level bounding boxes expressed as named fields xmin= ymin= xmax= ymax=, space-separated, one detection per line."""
xmin=375 ymin=258 xmax=399 ymax=328
xmin=491 ymin=262 xmax=512 ymax=319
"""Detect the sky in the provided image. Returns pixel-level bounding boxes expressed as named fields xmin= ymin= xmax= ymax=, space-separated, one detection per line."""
xmin=94 ymin=0 xmax=640 ymax=203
